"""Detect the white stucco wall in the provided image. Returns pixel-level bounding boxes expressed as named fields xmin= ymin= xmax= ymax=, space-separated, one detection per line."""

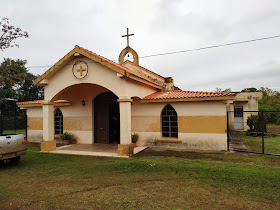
xmin=131 ymin=99 xmax=228 ymax=151
xmin=26 ymin=107 xmax=43 ymax=142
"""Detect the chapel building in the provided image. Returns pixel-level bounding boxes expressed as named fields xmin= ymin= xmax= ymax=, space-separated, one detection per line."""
xmin=17 ymin=36 xmax=262 ymax=156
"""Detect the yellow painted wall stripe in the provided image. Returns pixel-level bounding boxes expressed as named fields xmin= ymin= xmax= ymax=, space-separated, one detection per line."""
xmin=132 ymin=116 xmax=161 ymax=132
xmin=64 ymin=116 xmax=92 ymax=131
xmin=178 ymin=116 xmax=227 ymax=134
xmin=28 ymin=117 xmax=43 ymax=130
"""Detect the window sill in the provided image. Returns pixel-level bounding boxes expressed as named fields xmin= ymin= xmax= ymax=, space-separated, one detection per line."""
xmin=156 ymin=138 xmax=182 ymax=143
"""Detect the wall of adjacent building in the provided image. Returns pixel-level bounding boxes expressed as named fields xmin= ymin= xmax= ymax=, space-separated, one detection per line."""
xmin=26 ymin=107 xmax=43 ymax=142
xmin=131 ymin=98 xmax=228 ymax=151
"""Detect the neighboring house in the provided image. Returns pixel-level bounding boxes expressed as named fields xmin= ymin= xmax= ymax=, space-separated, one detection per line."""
xmin=17 ymin=45 xmax=261 ymax=156
xmin=227 ymin=91 xmax=263 ymax=131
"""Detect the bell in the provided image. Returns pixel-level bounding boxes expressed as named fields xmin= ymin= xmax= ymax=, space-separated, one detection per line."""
xmin=127 ymin=54 xmax=130 ymax=57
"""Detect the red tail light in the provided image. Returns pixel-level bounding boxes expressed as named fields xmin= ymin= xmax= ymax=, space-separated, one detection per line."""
xmin=24 ymin=137 xmax=27 ymax=145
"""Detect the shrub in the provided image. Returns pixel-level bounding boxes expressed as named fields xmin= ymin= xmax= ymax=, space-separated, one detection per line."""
xmin=131 ymin=133 xmax=139 ymax=143
xmin=247 ymin=115 xmax=258 ymax=130
xmin=61 ymin=132 xmax=74 ymax=140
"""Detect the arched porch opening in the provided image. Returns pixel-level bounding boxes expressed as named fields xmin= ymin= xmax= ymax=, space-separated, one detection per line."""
xmin=48 ymin=83 xmax=120 ymax=145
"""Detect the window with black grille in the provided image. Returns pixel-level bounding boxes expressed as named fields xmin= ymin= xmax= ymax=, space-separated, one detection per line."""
xmin=234 ymin=106 xmax=244 ymax=118
xmin=161 ymin=104 xmax=178 ymax=138
xmin=55 ymin=108 xmax=63 ymax=134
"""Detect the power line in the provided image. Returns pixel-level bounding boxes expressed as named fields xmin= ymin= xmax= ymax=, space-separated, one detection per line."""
xmin=26 ymin=34 xmax=280 ymax=69
xmin=140 ymin=34 xmax=280 ymax=58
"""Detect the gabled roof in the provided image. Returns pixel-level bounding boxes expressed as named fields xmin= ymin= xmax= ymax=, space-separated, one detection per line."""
xmin=142 ymin=90 xmax=236 ymax=102
xmin=34 ymin=45 xmax=163 ymax=89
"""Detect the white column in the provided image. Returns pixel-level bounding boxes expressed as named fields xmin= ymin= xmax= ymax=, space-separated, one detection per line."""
xmin=42 ymin=102 xmax=54 ymax=141
xmin=118 ymin=98 xmax=133 ymax=144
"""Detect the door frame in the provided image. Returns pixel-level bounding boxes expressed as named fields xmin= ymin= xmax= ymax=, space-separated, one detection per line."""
xmin=93 ymin=92 xmax=120 ymax=144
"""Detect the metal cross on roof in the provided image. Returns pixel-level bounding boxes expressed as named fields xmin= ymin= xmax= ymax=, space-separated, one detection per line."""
xmin=122 ymin=28 xmax=134 ymax=47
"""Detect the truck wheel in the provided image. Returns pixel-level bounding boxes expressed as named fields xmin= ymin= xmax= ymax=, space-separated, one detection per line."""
xmin=10 ymin=156 xmax=20 ymax=163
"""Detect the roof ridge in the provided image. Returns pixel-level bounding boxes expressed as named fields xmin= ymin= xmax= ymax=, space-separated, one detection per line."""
xmin=160 ymin=89 xmax=235 ymax=94
xmin=122 ymin=60 xmax=165 ymax=79
xmin=143 ymin=90 xmax=236 ymax=100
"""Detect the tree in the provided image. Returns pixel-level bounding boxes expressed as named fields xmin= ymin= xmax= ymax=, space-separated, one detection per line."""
xmin=214 ymin=87 xmax=222 ymax=92
xmin=0 ymin=17 xmax=28 ymax=50
xmin=223 ymin=88 xmax=232 ymax=92
xmin=0 ymin=58 xmax=43 ymax=114
xmin=214 ymin=87 xmax=232 ymax=92
xmin=259 ymin=87 xmax=280 ymax=106
xmin=241 ymin=87 xmax=257 ymax=92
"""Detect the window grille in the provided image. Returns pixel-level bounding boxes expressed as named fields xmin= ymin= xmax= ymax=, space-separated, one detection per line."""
xmin=234 ymin=106 xmax=244 ymax=118
xmin=161 ymin=104 xmax=178 ymax=138
xmin=55 ymin=108 xmax=63 ymax=134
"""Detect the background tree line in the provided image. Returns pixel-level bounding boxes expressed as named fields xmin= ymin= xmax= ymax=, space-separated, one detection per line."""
xmin=0 ymin=58 xmax=43 ymax=115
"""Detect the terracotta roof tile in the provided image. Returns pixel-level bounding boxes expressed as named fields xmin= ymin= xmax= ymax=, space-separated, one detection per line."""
xmin=77 ymin=46 xmax=164 ymax=88
xmin=17 ymin=100 xmax=69 ymax=105
xmin=143 ymin=90 xmax=236 ymax=100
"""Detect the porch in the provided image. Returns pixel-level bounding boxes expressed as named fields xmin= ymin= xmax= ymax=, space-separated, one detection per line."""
xmin=42 ymin=143 xmax=147 ymax=158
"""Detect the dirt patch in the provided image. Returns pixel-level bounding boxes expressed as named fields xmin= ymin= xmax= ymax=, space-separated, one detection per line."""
xmin=267 ymin=126 xmax=280 ymax=135
xmin=0 ymin=196 xmax=55 ymax=210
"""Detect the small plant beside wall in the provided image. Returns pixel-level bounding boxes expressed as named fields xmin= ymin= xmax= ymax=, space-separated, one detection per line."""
xmin=71 ymin=138 xmax=77 ymax=144
xmin=131 ymin=133 xmax=139 ymax=148
xmin=61 ymin=132 xmax=74 ymax=145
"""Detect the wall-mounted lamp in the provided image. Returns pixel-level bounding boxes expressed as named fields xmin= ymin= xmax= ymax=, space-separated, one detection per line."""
xmin=81 ymin=100 xmax=86 ymax=106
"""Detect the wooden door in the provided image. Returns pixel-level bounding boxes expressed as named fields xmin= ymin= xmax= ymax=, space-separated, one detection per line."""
xmin=94 ymin=92 xmax=119 ymax=144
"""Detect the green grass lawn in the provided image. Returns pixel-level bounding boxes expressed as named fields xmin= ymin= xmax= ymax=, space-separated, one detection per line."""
xmin=0 ymin=145 xmax=280 ymax=209
xmin=237 ymin=124 xmax=280 ymax=154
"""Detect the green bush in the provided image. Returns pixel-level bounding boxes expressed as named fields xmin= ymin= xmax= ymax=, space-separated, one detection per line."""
xmin=131 ymin=133 xmax=139 ymax=143
xmin=61 ymin=132 xmax=74 ymax=140
xmin=247 ymin=115 xmax=258 ymax=130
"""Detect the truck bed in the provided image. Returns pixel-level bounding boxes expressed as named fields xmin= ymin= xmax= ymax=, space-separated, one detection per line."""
xmin=0 ymin=134 xmax=27 ymax=161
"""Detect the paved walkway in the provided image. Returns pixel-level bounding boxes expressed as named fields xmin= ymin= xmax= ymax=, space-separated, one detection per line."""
xmin=229 ymin=131 xmax=247 ymax=151
xmin=43 ymin=143 xmax=147 ymax=158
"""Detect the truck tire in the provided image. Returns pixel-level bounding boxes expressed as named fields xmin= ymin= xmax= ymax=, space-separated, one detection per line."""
xmin=10 ymin=156 xmax=20 ymax=163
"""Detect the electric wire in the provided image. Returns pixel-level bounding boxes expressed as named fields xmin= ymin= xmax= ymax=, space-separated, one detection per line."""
xmin=26 ymin=34 xmax=280 ymax=69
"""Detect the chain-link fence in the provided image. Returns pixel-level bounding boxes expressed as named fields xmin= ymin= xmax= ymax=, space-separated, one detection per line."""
xmin=0 ymin=114 xmax=27 ymax=136
xmin=227 ymin=111 xmax=280 ymax=156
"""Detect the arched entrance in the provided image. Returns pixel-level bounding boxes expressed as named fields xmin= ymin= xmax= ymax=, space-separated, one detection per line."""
xmin=94 ymin=92 xmax=120 ymax=144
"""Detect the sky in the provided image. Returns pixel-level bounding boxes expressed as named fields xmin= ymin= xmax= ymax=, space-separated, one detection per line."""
xmin=0 ymin=0 xmax=280 ymax=92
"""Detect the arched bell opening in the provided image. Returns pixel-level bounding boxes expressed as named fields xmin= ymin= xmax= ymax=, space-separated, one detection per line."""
xmin=119 ymin=46 xmax=139 ymax=65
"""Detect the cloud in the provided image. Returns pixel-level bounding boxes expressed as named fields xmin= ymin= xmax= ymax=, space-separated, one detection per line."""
xmin=1 ymin=0 xmax=280 ymax=92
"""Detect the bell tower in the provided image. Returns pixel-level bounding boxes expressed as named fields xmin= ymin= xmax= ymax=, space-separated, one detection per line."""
xmin=119 ymin=28 xmax=139 ymax=65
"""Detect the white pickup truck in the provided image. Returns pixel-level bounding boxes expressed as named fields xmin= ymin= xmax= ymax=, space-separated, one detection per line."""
xmin=0 ymin=134 xmax=27 ymax=163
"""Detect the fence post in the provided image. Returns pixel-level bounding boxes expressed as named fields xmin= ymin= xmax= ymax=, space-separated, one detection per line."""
xmin=261 ymin=111 xmax=265 ymax=154
xmin=14 ymin=114 xmax=17 ymax=134
xmin=25 ymin=114 xmax=28 ymax=139
xmin=227 ymin=111 xmax=229 ymax=151
xmin=0 ymin=114 xmax=2 ymax=134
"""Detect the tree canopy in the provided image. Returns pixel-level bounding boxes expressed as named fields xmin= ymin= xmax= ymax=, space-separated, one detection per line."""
xmin=0 ymin=58 xmax=43 ymax=114
xmin=0 ymin=17 xmax=28 ymax=50
xmin=214 ymin=87 xmax=232 ymax=92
